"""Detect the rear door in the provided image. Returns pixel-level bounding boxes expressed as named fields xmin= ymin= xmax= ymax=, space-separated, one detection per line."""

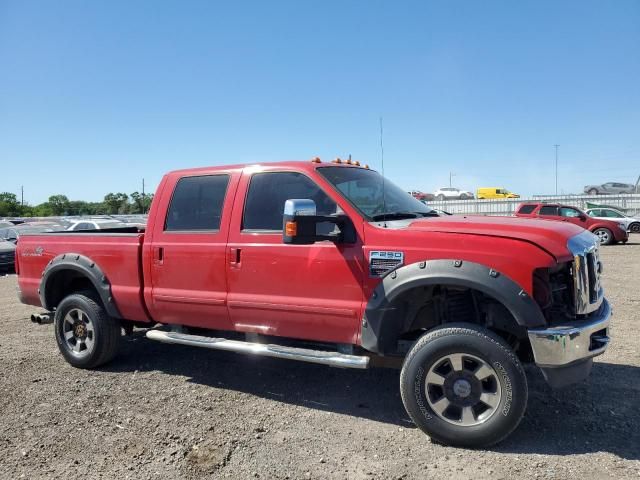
xmin=147 ymin=171 xmax=240 ymax=329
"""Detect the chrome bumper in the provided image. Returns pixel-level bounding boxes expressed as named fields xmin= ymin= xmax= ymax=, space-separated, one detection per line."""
xmin=527 ymin=299 xmax=611 ymax=368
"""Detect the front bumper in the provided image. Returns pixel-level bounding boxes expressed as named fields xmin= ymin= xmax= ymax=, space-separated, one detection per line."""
xmin=527 ymin=299 xmax=611 ymax=388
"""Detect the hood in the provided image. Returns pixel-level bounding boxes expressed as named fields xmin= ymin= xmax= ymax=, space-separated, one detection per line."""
xmin=406 ymin=215 xmax=587 ymax=261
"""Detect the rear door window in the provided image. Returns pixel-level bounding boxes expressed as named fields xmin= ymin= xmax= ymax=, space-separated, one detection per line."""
xmin=539 ymin=206 xmax=559 ymax=216
xmin=165 ymin=175 xmax=230 ymax=231
xmin=517 ymin=204 xmax=536 ymax=214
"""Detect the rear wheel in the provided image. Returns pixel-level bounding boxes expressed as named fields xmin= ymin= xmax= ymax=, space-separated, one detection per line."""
xmin=400 ymin=323 xmax=527 ymax=448
xmin=54 ymin=291 xmax=121 ymax=369
xmin=588 ymin=188 xmax=598 ymax=195
xmin=437 ymin=194 xmax=445 ymax=201
xmin=593 ymin=227 xmax=613 ymax=245
xmin=629 ymin=222 xmax=640 ymax=234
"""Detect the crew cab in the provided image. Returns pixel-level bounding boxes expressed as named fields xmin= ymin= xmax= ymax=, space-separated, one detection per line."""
xmin=515 ymin=202 xmax=629 ymax=245
xmin=16 ymin=159 xmax=612 ymax=448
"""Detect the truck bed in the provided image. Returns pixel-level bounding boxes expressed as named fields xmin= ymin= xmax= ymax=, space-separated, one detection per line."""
xmin=17 ymin=232 xmax=149 ymax=322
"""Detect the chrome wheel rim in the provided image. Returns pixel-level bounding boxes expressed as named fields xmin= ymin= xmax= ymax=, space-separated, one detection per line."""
xmin=62 ymin=308 xmax=95 ymax=358
xmin=425 ymin=353 xmax=502 ymax=426
xmin=595 ymin=229 xmax=610 ymax=244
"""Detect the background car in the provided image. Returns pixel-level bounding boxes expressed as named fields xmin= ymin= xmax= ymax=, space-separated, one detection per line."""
xmin=583 ymin=182 xmax=637 ymax=195
xmin=407 ymin=190 xmax=435 ymax=201
xmin=515 ymin=202 xmax=628 ymax=245
xmin=0 ymin=238 xmax=16 ymax=273
xmin=0 ymin=223 xmax=67 ymax=244
xmin=433 ymin=187 xmax=474 ymax=200
xmin=476 ymin=187 xmax=520 ymax=199
xmin=586 ymin=207 xmax=640 ymax=233
xmin=66 ymin=219 xmax=130 ymax=231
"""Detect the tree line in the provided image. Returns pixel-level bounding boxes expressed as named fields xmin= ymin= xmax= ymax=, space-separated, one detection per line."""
xmin=0 ymin=191 xmax=153 ymax=217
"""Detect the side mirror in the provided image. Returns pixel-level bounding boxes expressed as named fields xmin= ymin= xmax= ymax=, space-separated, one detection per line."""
xmin=579 ymin=214 xmax=587 ymax=221
xmin=282 ymin=199 xmax=355 ymax=245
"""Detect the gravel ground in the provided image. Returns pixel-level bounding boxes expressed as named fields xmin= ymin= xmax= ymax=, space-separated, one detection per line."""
xmin=1 ymin=242 xmax=639 ymax=479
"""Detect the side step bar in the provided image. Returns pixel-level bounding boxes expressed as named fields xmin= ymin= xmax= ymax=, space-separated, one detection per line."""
xmin=145 ymin=330 xmax=370 ymax=369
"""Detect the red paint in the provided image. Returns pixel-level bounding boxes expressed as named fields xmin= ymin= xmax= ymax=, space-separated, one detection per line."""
xmin=17 ymin=161 xmax=586 ymax=346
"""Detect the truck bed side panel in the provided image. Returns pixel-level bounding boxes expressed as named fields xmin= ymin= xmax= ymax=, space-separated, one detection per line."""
xmin=17 ymin=233 xmax=150 ymax=322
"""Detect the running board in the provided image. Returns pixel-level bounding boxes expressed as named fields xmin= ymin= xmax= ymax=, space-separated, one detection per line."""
xmin=145 ymin=330 xmax=370 ymax=369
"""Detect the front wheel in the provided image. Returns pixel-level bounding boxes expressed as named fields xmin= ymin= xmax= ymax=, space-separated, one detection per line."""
xmin=629 ymin=222 xmax=640 ymax=234
xmin=588 ymin=188 xmax=598 ymax=195
xmin=593 ymin=227 xmax=613 ymax=245
xmin=400 ymin=323 xmax=528 ymax=448
xmin=54 ymin=291 xmax=121 ymax=369
xmin=437 ymin=194 xmax=445 ymax=201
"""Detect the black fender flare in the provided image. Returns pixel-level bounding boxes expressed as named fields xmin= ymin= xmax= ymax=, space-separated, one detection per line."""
xmin=39 ymin=253 xmax=122 ymax=318
xmin=361 ymin=259 xmax=546 ymax=354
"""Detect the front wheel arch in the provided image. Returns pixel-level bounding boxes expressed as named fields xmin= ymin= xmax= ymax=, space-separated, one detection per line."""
xmin=361 ymin=259 xmax=547 ymax=355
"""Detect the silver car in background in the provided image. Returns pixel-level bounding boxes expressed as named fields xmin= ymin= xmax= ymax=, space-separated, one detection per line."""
xmin=584 ymin=182 xmax=637 ymax=195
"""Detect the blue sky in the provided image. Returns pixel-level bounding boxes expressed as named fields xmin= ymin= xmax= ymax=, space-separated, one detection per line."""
xmin=1 ymin=0 xmax=639 ymax=204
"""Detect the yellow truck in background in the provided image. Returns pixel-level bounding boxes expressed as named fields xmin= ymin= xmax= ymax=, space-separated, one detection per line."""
xmin=476 ymin=187 xmax=520 ymax=199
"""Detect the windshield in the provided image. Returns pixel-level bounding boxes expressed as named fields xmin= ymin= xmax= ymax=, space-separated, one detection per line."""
xmin=317 ymin=166 xmax=436 ymax=220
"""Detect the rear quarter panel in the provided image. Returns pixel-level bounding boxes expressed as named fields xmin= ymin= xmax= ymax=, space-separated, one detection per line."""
xmin=17 ymin=233 xmax=150 ymax=322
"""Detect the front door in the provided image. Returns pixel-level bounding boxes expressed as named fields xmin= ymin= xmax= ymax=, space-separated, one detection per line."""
xmin=147 ymin=172 xmax=239 ymax=329
xmin=226 ymin=169 xmax=365 ymax=344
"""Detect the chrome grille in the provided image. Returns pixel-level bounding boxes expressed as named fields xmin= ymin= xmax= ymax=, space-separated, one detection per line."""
xmin=568 ymin=232 xmax=603 ymax=315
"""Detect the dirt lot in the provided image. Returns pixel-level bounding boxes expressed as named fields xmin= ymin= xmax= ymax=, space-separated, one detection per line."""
xmin=1 ymin=243 xmax=639 ymax=480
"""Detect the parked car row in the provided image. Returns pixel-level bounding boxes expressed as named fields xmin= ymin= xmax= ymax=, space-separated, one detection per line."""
xmin=409 ymin=187 xmax=520 ymax=201
xmin=515 ymin=202 xmax=630 ymax=245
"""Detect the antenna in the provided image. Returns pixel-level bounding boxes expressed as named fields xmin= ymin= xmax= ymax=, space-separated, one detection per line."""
xmin=379 ymin=117 xmax=387 ymax=226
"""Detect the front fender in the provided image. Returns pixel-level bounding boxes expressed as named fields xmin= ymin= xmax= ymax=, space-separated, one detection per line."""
xmin=361 ymin=259 xmax=546 ymax=354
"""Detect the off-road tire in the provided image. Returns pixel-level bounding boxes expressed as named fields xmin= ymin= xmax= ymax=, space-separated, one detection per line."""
xmin=400 ymin=323 xmax=528 ymax=448
xmin=54 ymin=291 xmax=121 ymax=369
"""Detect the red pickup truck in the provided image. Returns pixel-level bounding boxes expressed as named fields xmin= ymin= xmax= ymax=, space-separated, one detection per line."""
xmin=16 ymin=159 xmax=611 ymax=447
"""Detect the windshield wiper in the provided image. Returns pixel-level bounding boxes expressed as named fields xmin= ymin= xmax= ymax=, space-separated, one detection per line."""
xmin=371 ymin=211 xmax=437 ymax=221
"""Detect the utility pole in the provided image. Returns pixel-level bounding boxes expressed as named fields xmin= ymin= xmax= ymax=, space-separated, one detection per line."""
xmin=142 ymin=178 xmax=145 ymax=196
xmin=554 ymin=145 xmax=560 ymax=195
xmin=449 ymin=172 xmax=456 ymax=188
xmin=21 ymin=186 xmax=24 ymax=207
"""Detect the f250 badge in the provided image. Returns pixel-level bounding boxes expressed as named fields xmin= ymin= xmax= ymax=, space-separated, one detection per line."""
xmin=21 ymin=246 xmax=44 ymax=257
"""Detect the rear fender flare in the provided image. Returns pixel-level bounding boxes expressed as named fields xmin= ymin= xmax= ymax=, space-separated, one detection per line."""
xmin=361 ymin=259 xmax=546 ymax=354
xmin=39 ymin=253 xmax=121 ymax=318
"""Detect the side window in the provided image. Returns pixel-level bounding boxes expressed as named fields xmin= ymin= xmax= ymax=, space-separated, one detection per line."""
xmin=605 ymin=209 xmax=623 ymax=218
xmin=559 ymin=207 xmax=580 ymax=217
xmin=587 ymin=210 xmax=600 ymax=217
xmin=75 ymin=222 xmax=93 ymax=230
xmin=539 ymin=206 xmax=558 ymax=216
xmin=243 ymin=172 xmax=337 ymax=231
xmin=517 ymin=204 xmax=536 ymax=214
xmin=165 ymin=175 xmax=230 ymax=231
